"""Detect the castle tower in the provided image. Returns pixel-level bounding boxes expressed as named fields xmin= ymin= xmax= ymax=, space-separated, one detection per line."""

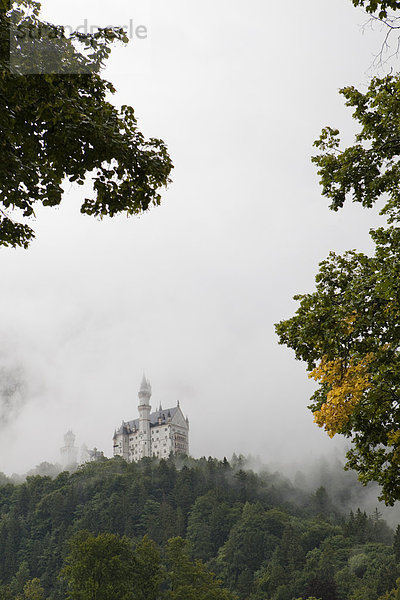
xmin=60 ymin=430 xmax=78 ymax=468
xmin=138 ymin=373 xmax=152 ymax=458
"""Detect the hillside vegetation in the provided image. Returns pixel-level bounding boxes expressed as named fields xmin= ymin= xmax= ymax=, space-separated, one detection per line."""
xmin=0 ymin=455 xmax=398 ymax=600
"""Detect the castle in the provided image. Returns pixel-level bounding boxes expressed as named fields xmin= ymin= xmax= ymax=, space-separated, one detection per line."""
xmin=60 ymin=431 xmax=104 ymax=467
xmin=113 ymin=375 xmax=189 ymax=461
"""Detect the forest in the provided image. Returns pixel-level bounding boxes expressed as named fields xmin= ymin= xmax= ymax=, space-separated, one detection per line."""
xmin=0 ymin=455 xmax=398 ymax=600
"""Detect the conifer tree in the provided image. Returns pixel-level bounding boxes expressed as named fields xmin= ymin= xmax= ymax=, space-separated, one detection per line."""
xmin=394 ymin=525 xmax=400 ymax=563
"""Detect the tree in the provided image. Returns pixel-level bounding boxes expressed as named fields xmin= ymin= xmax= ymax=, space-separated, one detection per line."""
xmin=164 ymin=537 xmax=236 ymax=600
xmin=9 ymin=561 xmax=30 ymax=596
xmin=351 ymin=0 xmax=400 ymax=18
xmin=214 ymin=503 xmax=285 ymax=597
xmin=311 ymin=75 xmax=400 ymax=224
xmin=275 ymin=524 xmax=305 ymax=574
xmin=16 ymin=579 xmax=46 ymax=600
xmin=186 ymin=491 xmax=240 ymax=562
xmin=393 ymin=526 xmax=400 ymax=562
xmin=275 ymin=68 xmax=400 ymax=504
xmin=275 ymin=227 xmax=400 ymax=503
xmin=0 ymin=585 xmax=13 ymax=600
xmin=59 ymin=531 xmax=135 ymax=600
xmin=0 ymin=0 xmax=172 ymax=248
xmin=131 ymin=536 xmax=163 ymax=600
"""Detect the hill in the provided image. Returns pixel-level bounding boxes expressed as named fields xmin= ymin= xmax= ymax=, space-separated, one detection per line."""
xmin=0 ymin=455 xmax=398 ymax=600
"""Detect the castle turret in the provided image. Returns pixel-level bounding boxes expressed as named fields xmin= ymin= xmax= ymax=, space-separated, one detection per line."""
xmin=138 ymin=373 xmax=152 ymax=458
xmin=60 ymin=430 xmax=78 ymax=468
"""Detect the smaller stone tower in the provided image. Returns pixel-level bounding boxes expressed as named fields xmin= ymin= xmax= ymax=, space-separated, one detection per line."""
xmin=138 ymin=374 xmax=152 ymax=459
xmin=60 ymin=430 xmax=78 ymax=467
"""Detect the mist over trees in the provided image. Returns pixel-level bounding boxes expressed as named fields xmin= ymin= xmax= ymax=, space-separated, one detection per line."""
xmin=0 ymin=362 xmax=25 ymax=426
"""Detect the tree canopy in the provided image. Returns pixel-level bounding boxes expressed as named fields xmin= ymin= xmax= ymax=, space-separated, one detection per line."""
xmin=275 ymin=228 xmax=400 ymax=504
xmin=60 ymin=531 xmax=135 ymax=600
xmin=351 ymin=0 xmax=400 ymax=18
xmin=312 ymin=75 xmax=400 ymax=224
xmin=276 ymin=4 xmax=400 ymax=504
xmin=0 ymin=0 xmax=173 ymax=248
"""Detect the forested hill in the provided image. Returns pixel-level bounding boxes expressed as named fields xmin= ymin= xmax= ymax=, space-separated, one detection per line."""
xmin=0 ymin=455 xmax=399 ymax=600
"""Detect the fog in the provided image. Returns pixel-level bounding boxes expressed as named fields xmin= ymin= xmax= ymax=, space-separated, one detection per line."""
xmin=0 ymin=0 xmax=396 ymax=506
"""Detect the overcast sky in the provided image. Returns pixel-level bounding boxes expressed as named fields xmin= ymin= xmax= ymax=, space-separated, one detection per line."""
xmin=0 ymin=0 xmax=394 ymax=476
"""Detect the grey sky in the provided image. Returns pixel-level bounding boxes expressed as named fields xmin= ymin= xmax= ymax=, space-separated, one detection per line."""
xmin=0 ymin=0 xmax=393 ymax=474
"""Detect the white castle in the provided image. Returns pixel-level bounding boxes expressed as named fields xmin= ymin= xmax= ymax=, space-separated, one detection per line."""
xmin=113 ymin=375 xmax=189 ymax=461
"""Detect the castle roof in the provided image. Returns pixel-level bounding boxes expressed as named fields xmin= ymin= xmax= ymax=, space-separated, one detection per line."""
xmin=116 ymin=406 xmax=181 ymax=435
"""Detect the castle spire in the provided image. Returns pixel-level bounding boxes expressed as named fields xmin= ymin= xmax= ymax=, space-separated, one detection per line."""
xmin=138 ymin=373 xmax=151 ymax=458
xmin=139 ymin=372 xmax=151 ymax=395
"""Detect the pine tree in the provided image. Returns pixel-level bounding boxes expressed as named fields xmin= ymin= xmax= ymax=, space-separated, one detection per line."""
xmin=394 ymin=526 xmax=400 ymax=563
